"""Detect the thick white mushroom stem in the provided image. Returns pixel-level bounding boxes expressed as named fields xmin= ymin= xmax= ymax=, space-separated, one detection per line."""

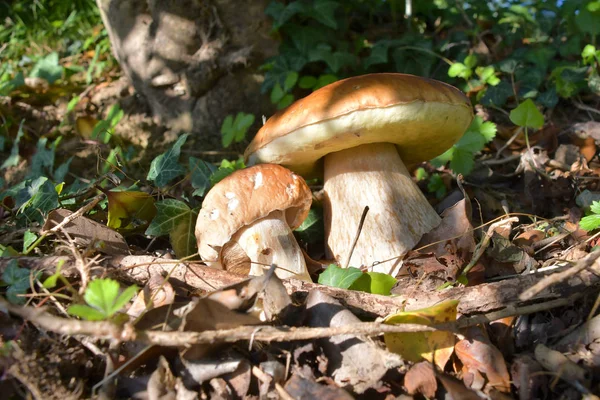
xmin=230 ymin=209 xmax=311 ymax=282
xmin=323 ymin=142 xmax=441 ymax=275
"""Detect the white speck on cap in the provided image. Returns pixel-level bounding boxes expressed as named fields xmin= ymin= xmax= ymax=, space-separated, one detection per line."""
xmin=225 ymin=192 xmax=239 ymax=211
xmin=210 ymin=209 xmax=220 ymax=220
xmin=252 ymin=172 xmax=263 ymax=189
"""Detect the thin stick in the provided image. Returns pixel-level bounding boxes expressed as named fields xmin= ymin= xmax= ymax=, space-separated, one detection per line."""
xmin=1 ymin=295 xmax=577 ymax=347
xmin=520 ymin=250 xmax=600 ymax=301
xmin=344 ymin=206 xmax=369 ymax=269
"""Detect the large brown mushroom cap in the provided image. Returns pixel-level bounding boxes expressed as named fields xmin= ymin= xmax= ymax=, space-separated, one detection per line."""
xmin=195 ymin=164 xmax=312 ymax=264
xmin=244 ymin=73 xmax=473 ymax=175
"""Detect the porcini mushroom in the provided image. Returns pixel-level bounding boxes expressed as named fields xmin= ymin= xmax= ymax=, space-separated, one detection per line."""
xmin=195 ymin=164 xmax=312 ymax=281
xmin=244 ymin=73 xmax=473 ymax=275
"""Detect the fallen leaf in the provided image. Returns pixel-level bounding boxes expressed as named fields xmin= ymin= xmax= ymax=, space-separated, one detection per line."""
xmin=75 ymin=116 xmax=99 ymax=138
xmin=107 ymin=190 xmax=157 ymax=232
xmin=43 ymin=209 xmax=129 ymax=255
xmin=284 ymin=374 xmax=354 ymax=400
xmin=436 ymin=372 xmax=482 ymax=400
xmin=383 ymin=299 xmax=458 ymax=370
xmin=404 ymin=361 xmax=437 ymax=398
xmin=127 ymin=274 xmax=175 ymax=318
xmin=454 ymin=326 xmax=511 ymax=393
xmin=306 ymin=290 xmax=402 ymax=394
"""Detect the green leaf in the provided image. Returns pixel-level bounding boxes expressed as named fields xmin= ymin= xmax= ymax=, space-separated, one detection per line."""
xmin=294 ymin=207 xmax=324 ymax=245
xmin=1 ymin=121 xmax=24 ymax=169
xmin=283 ymin=71 xmax=298 ymax=92
xmin=580 ymin=214 xmax=600 ymax=232
xmin=111 ymin=284 xmax=140 ymax=315
xmin=67 ymin=304 xmax=107 ymax=321
xmin=310 ymin=0 xmax=339 ymax=29
xmin=2 ymin=260 xmax=33 ymax=304
xmin=17 ymin=177 xmax=59 ymax=225
xmin=582 ymin=44 xmax=597 ymax=65
xmin=277 ymin=94 xmax=295 ymax=109
xmin=349 ymin=272 xmax=397 ymax=295
xmin=318 ymin=264 xmax=363 ymax=289
xmin=590 ymin=200 xmax=600 ymax=215
xmin=189 ymin=157 xmax=216 ymax=197
xmin=23 ymin=230 xmax=37 ymax=253
xmin=29 ymin=52 xmax=63 ymax=84
xmin=427 ymin=173 xmax=447 ymax=199
xmin=509 ymin=99 xmax=544 ymax=129
xmin=73 ymin=278 xmax=138 ymax=320
xmin=576 ymin=8 xmax=600 ymax=36
xmin=42 ymin=261 xmax=63 ymax=289
xmin=298 ymin=75 xmax=317 ymax=89
xmin=147 ymin=134 xmax=188 ymax=187
xmin=314 ymin=74 xmax=338 ymax=89
xmin=480 ymin=80 xmax=512 ymax=107
xmin=270 ymin=83 xmax=285 ymax=104
xmin=27 ymin=138 xmax=55 ymax=179
xmin=448 ymin=62 xmax=471 ymax=79
xmin=146 ymin=199 xmax=194 ymax=237
xmin=450 ymin=148 xmax=476 ymax=175
xmin=221 ymin=112 xmax=253 ymax=148
xmin=209 ymin=158 xmax=246 ymax=186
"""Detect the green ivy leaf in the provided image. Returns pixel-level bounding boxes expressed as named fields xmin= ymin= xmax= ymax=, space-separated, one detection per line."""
xmin=283 ymin=71 xmax=299 ymax=92
xmin=349 ymin=272 xmax=397 ymax=295
xmin=17 ymin=177 xmax=59 ymax=225
xmin=509 ymin=99 xmax=544 ymax=129
xmin=146 ymin=199 xmax=194 ymax=237
xmin=294 ymin=207 xmax=324 ymax=245
xmin=318 ymin=264 xmax=363 ymax=289
xmin=427 ymin=173 xmax=447 ymax=199
xmin=29 ymin=52 xmax=63 ymax=84
xmin=270 ymin=83 xmax=285 ymax=104
xmin=189 ymin=157 xmax=216 ymax=197
xmin=310 ymin=0 xmax=339 ymax=29
xmin=27 ymin=138 xmax=55 ymax=179
xmin=2 ymin=260 xmax=38 ymax=304
xmin=147 ymin=134 xmax=188 ymax=187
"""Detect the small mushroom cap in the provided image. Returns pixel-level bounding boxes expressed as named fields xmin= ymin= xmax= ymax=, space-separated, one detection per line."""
xmin=245 ymin=73 xmax=474 ymax=176
xmin=195 ymin=164 xmax=312 ymax=264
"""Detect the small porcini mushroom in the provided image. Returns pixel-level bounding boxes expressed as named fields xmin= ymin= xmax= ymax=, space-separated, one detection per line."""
xmin=195 ymin=164 xmax=312 ymax=282
xmin=244 ymin=73 xmax=473 ymax=275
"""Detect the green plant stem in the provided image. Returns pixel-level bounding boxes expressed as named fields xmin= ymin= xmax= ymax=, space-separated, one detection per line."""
xmin=23 ymin=233 xmax=48 ymax=255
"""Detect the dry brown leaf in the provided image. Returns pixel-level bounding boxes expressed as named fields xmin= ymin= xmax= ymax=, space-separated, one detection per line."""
xmin=284 ymin=374 xmax=354 ymax=400
xmin=43 ymin=209 xmax=129 ymax=255
xmin=454 ymin=326 xmax=511 ymax=393
xmin=404 ymin=361 xmax=437 ymax=398
xmin=127 ymin=274 xmax=175 ymax=318
xmin=436 ymin=371 xmax=482 ymax=400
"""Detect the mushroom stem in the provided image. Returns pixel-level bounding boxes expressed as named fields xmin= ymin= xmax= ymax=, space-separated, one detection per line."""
xmin=231 ymin=209 xmax=311 ymax=281
xmin=323 ymin=142 xmax=441 ymax=275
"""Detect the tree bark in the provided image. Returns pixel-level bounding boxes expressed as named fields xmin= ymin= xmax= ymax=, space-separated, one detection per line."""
xmin=96 ymin=0 xmax=277 ymax=147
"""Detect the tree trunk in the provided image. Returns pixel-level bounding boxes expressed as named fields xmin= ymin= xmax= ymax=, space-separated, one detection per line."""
xmin=96 ymin=0 xmax=277 ymax=148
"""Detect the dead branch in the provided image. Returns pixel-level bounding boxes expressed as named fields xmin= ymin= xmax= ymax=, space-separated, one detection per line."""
xmin=0 ymin=295 xmax=577 ymax=346
xmin=2 ymin=253 xmax=600 ymax=319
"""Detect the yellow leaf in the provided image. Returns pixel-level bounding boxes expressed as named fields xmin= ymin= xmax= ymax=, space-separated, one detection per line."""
xmin=383 ymin=300 xmax=458 ymax=370
xmin=107 ymin=191 xmax=157 ymax=231
xmin=75 ymin=116 xmax=98 ymax=138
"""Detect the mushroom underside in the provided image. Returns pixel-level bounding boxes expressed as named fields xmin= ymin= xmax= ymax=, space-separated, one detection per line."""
xmin=323 ymin=142 xmax=441 ymax=275
xmin=226 ymin=209 xmax=311 ymax=281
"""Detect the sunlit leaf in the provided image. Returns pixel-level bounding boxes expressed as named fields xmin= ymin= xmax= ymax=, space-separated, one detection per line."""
xmin=107 ymin=190 xmax=157 ymax=231
xmin=318 ymin=264 xmax=363 ymax=289
xmin=384 ymin=300 xmax=459 ymax=369
xmin=509 ymin=99 xmax=544 ymax=129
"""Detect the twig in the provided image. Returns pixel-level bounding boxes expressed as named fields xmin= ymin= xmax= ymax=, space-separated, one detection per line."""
xmin=495 ymin=126 xmax=523 ymax=159
xmin=344 ymin=206 xmax=369 ymax=268
xmin=573 ymin=100 xmax=600 ymax=117
xmin=519 ymin=250 xmax=600 ymax=301
xmin=0 ymin=295 xmax=580 ymax=347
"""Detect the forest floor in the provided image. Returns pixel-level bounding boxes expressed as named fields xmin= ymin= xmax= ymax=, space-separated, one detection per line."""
xmin=2 ymin=35 xmax=600 ymax=400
